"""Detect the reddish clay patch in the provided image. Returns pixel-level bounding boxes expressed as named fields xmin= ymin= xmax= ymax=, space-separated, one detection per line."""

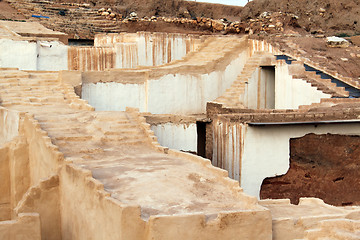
xmin=260 ymin=133 xmax=360 ymax=206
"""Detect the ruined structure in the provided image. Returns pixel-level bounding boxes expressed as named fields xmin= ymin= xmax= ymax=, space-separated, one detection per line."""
xmin=1 ymin=6 xmax=360 ymax=240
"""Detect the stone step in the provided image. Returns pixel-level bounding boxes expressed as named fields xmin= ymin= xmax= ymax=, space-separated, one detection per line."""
xmin=53 ymin=134 xmax=93 ymax=142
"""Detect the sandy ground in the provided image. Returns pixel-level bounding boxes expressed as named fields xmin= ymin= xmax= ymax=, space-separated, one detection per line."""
xmin=0 ymin=1 xmax=26 ymax=20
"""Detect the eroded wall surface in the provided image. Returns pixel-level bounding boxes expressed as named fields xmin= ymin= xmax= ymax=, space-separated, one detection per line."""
xmin=261 ymin=133 xmax=360 ymax=206
xmin=275 ymin=62 xmax=331 ymax=109
xmin=95 ymin=32 xmax=201 ymax=67
xmin=212 ymin=118 xmax=360 ymax=198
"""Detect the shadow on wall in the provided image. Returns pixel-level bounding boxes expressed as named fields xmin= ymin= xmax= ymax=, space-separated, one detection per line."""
xmin=260 ymin=133 xmax=360 ymax=206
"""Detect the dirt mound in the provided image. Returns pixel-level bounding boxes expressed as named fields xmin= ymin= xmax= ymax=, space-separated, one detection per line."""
xmin=52 ymin=0 xmax=243 ymax=21
xmin=242 ymin=0 xmax=360 ymax=35
xmin=0 ymin=1 xmax=25 ymax=20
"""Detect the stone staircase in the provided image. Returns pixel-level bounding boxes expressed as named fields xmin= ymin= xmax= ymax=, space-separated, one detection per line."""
xmin=6 ymin=0 xmax=120 ymax=38
xmin=0 ymin=69 xmax=155 ymax=157
xmin=276 ymin=54 xmax=360 ymax=98
xmin=213 ymin=51 xmax=353 ymax=109
xmin=213 ymin=51 xmax=273 ymax=108
xmin=0 ymin=68 xmax=259 ymax=224
xmin=168 ymin=36 xmax=244 ymax=68
xmin=289 ymin=63 xmax=349 ymax=98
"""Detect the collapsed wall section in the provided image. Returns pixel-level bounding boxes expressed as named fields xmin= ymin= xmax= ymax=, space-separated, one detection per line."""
xmin=261 ymin=133 xmax=360 ymax=206
xmin=211 ymin=113 xmax=360 ymax=198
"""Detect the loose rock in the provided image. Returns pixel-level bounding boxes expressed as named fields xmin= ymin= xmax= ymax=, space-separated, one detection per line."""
xmin=326 ymin=36 xmax=350 ymax=48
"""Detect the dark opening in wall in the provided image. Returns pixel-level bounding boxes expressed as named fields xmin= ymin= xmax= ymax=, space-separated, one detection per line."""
xmin=196 ymin=121 xmax=206 ymax=158
xmin=260 ymin=133 xmax=360 ymax=206
xmin=68 ymin=39 xmax=94 ymax=46
xmin=260 ymin=66 xmax=275 ymax=109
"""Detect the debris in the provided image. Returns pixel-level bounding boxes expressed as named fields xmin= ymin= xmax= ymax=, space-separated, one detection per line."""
xmin=326 ymin=36 xmax=350 ymax=48
xmin=259 ymin=12 xmax=271 ymax=18
xmin=130 ymin=12 xmax=138 ymax=18
xmin=31 ymin=15 xmax=49 ymax=19
xmin=212 ymin=20 xmax=224 ymax=31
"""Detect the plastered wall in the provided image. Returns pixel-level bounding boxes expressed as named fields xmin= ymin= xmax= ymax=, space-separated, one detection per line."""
xmin=21 ymin=115 xmax=63 ymax=187
xmin=275 ymin=62 xmax=331 ymax=109
xmin=238 ymin=63 xmax=330 ymax=110
xmin=150 ymin=123 xmax=197 ymax=152
xmin=0 ymin=39 xmax=67 ymax=71
xmin=212 ymin=118 xmax=360 ymax=198
xmin=82 ymin=48 xmax=249 ymax=114
xmin=0 ymin=32 xmax=201 ymax=71
xmin=0 ymin=145 xmax=10 ymax=221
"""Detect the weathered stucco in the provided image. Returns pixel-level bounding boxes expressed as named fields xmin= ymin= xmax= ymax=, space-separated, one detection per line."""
xmin=212 ymin=117 xmax=360 ymax=198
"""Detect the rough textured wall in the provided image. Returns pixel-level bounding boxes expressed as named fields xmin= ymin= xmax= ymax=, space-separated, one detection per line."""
xmin=210 ymin=113 xmax=360 ymax=198
xmin=261 ymin=133 xmax=360 ymax=206
xmin=95 ymin=32 xmax=201 ymax=68
xmin=0 ymin=145 xmax=10 ymax=221
xmin=0 ymin=213 xmax=41 ymax=240
xmin=15 ymin=176 xmax=61 ymax=240
xmin=68 ymin=47 xmax=115 ymax=71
